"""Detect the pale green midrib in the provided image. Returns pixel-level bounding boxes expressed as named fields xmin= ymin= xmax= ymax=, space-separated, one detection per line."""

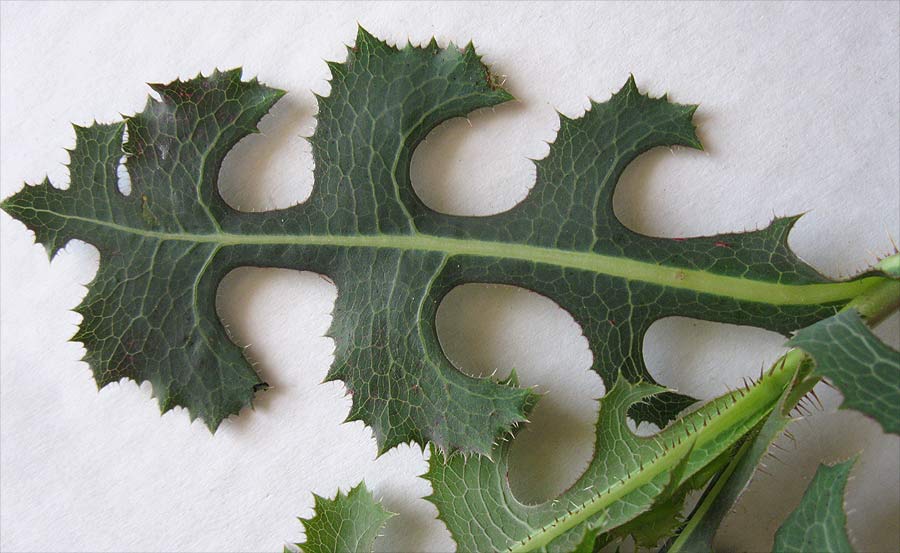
xmin=14 ymin=206 xmax=882 ymax=306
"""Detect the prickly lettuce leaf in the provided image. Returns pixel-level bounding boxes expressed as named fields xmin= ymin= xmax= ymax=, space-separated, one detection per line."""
xmin=291 ymin=482 xmax=393 ymax=553
xmin=788 ymin=308 xmax=900 ymax=435
xmin=423 ymin=363 xmax=799 ymax=552
xmin=1 ymin=27 xmax=886 ymax=453
xmin=772 ymin=459 xmax=856 ymax=553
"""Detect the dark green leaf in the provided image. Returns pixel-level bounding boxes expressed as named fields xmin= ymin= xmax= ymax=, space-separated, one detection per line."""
xmin=1 ymin=27 xmax=887 ymax=453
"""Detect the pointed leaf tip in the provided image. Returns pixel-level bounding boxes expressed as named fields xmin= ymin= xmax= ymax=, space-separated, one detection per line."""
xmin=354 ymin=25 xmax=380 ymax=50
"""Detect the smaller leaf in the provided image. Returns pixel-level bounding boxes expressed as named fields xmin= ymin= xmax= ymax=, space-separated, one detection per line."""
xmin=788 ymin=308 xmax=900 ymax=435
xmin=773 ymin=458 xmax=857 ymax=553
xmin=292 ymin=482 xmax=394 ymax=553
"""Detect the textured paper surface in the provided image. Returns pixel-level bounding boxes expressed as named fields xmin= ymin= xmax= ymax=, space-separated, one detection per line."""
xmin=1 ymin=2 xmax=897 ymax=552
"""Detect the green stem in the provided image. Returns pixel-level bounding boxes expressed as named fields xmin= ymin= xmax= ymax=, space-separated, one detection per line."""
xmin=665 ymin=255 xmax=899 ymax=552
xmin=509 ymin=360 xmax=799 ymax=553
xmin=843 ymin=271 xmax=900 ymax=325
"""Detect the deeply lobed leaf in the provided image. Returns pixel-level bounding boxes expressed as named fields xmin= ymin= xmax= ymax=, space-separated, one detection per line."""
xmin=1 ymin=27 xmax=891 ymax=454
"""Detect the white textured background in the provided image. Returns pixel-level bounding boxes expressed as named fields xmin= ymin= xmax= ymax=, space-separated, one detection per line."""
xmin=1 ymin=2 xmax=898 ymax=552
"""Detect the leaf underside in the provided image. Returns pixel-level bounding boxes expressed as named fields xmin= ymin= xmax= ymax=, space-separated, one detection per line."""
xmin=789 ymin=308 xmax=900 ymax=435
xmin=293 ymin=482 xmax=393 ymax=553
xmin=772 ymin=458 xmax=856 ymax=553
xmin=1 ymin=26 xmax=883 ymax=455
